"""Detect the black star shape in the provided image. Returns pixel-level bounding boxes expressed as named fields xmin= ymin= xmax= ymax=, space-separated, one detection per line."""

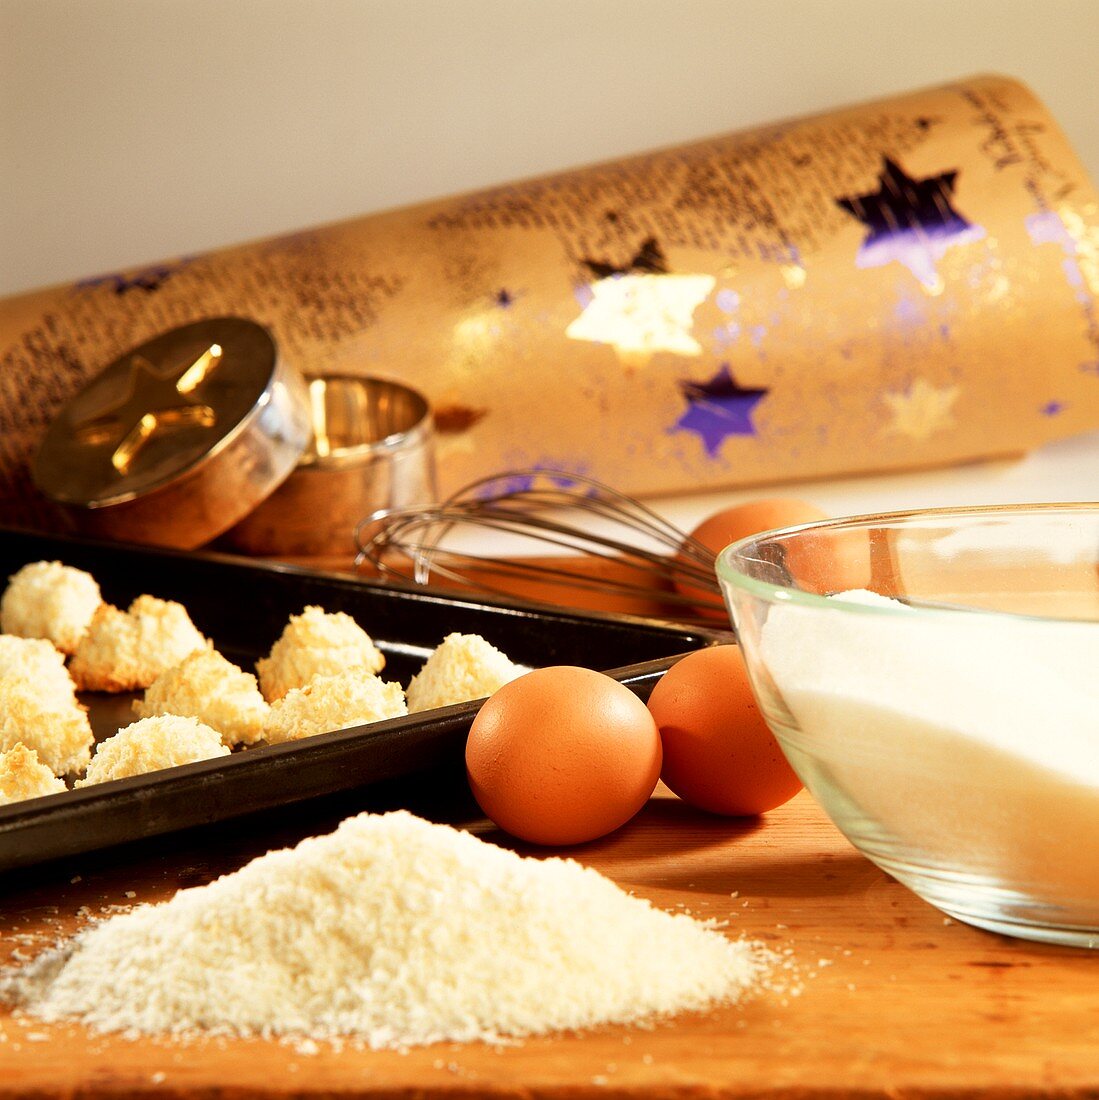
xmin=836 ymin=158 xmax=972 ymax=244
xmin=582 ymin=237 xmax=669 ymax=280
xmin=77 ymin=261 xmax=188 ymax=295
xmin=835 ymin=157 xmax=984 ymax=286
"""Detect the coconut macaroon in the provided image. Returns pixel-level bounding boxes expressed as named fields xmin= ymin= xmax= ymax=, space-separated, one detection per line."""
xmin=256 ymin=606 xmax=385 ymax=702
xmin=69 ymin=595 xmax=208 ymax=693
xmin=135 ymin=648 xmax=269 ymax=748
xmin=263 ymin=670 xmax=407 ymax=745
xmin=0 ymin=635 xmax=77 ymax=703
xmin=406 ymin=633 xmax=526 ymax=713
xmin=0 ymin=679 xmax=94 ymax=776
xmin=0 ymin=743 xmax=67 ymax=806
xmin=0 ymin=561 xmax=102 ymax=655
xmin=76 ymin=716 xmax=230 ymax=788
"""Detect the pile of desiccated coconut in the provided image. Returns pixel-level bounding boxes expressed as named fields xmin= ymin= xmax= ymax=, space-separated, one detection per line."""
xmin=1 ymin=811 xmax=775 ymax=1049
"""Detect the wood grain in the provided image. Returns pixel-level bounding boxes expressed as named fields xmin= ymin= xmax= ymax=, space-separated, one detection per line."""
xmin=1 ymin=786 xmax=1096 ymax=1099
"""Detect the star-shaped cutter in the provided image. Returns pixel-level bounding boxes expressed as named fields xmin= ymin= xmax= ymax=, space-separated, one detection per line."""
xmin=72 ymin=344 xmax=223 ymax=474
xmin=32 ymin=317 xmax=313 ymax=547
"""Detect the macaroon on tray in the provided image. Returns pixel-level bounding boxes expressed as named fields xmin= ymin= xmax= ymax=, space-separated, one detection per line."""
xmin=0 ymin=527 xmax=725 ymax=873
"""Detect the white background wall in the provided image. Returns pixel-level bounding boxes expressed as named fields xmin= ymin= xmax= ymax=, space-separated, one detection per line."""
xmin=2 ymin=0 xmax=1097 ymax=298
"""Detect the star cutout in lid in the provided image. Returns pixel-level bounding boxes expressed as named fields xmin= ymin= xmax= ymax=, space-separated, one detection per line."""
xmin=73 ymin=344 xmax=223 ymax=473
xmin=33 ymin=317 xmax=303 ymax=546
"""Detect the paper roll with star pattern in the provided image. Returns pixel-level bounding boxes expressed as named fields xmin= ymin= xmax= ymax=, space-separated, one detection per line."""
xmin=2 ymin=73 xmax=1098 ymax=531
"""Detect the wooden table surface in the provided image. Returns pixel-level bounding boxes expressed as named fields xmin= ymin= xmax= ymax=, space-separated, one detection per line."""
xmin=2 ymin=777 xmax=1097 ymax=1099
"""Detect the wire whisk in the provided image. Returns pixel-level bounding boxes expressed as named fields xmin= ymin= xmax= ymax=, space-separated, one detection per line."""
xmin=355 ymin=469 xmax=726 ymax=623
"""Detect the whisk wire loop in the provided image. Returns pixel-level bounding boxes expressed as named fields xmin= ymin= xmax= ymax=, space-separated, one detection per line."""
xmin=355 ymin=468 xmax=725 ymax=622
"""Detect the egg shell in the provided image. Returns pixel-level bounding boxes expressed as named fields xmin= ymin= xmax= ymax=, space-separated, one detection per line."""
xmin=647 ymin=645 xmax=803 ymax=816
xmin=677 ymin=498 xmax=829 ymax=617
xmin=781 ymin=523 xmax=872 ymax=596
xmin=465 ymin=665 xmax=662 ymax=846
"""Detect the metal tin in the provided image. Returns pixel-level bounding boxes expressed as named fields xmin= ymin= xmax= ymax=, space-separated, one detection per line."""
xmin=32 ymin=317 xmax=311 ymax=549
xmin=223 ymin=374 xmax=437 ymax=557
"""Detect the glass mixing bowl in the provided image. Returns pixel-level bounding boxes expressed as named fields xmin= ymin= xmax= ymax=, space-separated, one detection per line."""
xmin=717 ymin=504 xmax=1099 ymax=948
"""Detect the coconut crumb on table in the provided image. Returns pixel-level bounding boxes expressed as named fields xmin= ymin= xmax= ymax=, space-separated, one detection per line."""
xmin=0 ymin=811 xmax=777 ymax=1049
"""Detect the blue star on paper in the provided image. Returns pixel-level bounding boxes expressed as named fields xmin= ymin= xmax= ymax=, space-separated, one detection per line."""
xmin=836 ymin=158 xmax=985 ymax=290
xmin=76 ymin=259 xmax=191 ymax=295
xmin=670 ymin=364 xmax=768 ymax=456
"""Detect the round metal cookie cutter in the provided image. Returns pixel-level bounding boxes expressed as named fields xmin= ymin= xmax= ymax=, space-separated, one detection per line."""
xmin=222 ymin=374 xmax=437 ymax=557
xmin=33 ymin=317 xmax=311 ymax=549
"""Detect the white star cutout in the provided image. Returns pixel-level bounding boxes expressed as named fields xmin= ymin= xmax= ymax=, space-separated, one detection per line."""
xmin=565 ymin=273 xmax=715 ymax=358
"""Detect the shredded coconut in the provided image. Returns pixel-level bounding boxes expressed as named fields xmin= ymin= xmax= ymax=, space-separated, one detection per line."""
xmin=256 ymin=606 xmax=385 ymax=702
xmin=1 ymin=811 xmax=773 ymax=1047
xmin=406 ymin=632 xmax=526 ymax=712
xmin=0 ymin=678 xmax=93 ymax=776
xmin=263 ymin=670 xmax=406 ymax=744
xmin=69 ymin=596 xmax=208 ymax=693
xmin=135 ymin=648 xmax=269 ymax=748
xmin=0 ymin=635 xmax=77 ymax=703
xmin=0 ymin=561 xmax=102 ymax=655
xmin=76 ymin=716 xmax=230 ymax=787
xmin=0 ymin=743 xmax=66 ymax=805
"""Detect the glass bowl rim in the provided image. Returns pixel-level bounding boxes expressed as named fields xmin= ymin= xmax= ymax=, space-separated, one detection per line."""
xmin=716 ymin=500 xmax=1099 ymax=626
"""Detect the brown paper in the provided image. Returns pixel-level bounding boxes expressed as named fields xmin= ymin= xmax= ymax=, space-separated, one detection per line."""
xmin=2 ymin=74 xmax=1097 ymax=533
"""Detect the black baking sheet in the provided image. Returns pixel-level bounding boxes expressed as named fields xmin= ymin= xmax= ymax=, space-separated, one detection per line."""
xmin=0 ymin=527 xmax=728 ymax=872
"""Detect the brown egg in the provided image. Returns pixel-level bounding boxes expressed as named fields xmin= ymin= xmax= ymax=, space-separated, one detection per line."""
xmin=465 ymin=666 xmax=662 ymax=846
xmin=647 ymin=645 xmax=802 ymax=816
xmin=781 ymin=523 xmax=872 ymax=595
xmin=676 ymin=498 xmax=829 ymax=616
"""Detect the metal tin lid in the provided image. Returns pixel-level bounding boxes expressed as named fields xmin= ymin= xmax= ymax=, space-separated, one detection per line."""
xmin=33 ymin=317 xmax=311 ymax=549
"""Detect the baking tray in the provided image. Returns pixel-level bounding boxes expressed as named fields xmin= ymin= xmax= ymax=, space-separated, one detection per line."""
xmin=0 ymin=527 xmax=728 ymax=873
